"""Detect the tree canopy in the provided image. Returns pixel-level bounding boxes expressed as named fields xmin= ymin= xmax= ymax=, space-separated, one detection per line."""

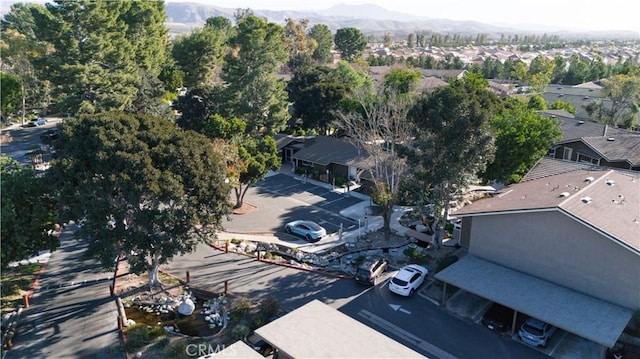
xmin=407 ymin=76 xmax=500 ymax=246
xmin=334 ymin=27 xmax=366 ymax=62
xmin=308 ymin=24 xmax=333 ymax=64
xmin=484 ymin=100 xmax=562 ymax=184
xmin=1 ymin=155 xmax=59 ymax=270
xmin=48 ymin=112 xmax=233 ymax=287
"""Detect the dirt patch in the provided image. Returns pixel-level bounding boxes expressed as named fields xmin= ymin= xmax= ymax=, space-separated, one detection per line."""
xmin=232 ymin=202 xmax=257 ymax=215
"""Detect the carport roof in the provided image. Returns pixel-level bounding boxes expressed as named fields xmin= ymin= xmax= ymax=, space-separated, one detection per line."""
xmin=254 ymin=300 xmax=423 ymax=358
xmin=435 ymin=255 xmax=632 ymax=348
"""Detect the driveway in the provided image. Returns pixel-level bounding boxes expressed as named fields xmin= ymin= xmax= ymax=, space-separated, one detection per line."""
xmin=224 ymin=174 xmax=363 ymax=237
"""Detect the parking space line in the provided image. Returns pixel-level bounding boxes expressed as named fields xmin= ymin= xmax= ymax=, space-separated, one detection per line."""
xmin=318 ymin=196 xmax=347 ymax=207
xmin=358 ymin=309 xmax=458 ymax=359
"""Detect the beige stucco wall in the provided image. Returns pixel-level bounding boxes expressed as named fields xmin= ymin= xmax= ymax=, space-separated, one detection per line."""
xmin=467 ymin=210 xmax=640 ymax=310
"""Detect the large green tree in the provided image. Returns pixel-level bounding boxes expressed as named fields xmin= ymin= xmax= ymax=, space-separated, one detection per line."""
xmin=0 ymin=72 xmax=22 ymax=120
xmin=286 ymin=65 xmax=349 ymax=134
xmin=48 ymin=112 xmax=233 ymax=288
xmin=1 ymin=155 xmax=59 ymax=270
xmin=31 ymin=0 xmax=168 ymax=115
xmin=220 ymin=14 xmax=289 ymax=135
xmin=334 ymin=27 xmax=366 ymax=62
xmin=584 ymin=75 xmax=640 ymax=129
xmin=171 ymin=24 xmax=227 ymax=89
xmin=407 ymin=75 xmax=500 ymax=247
xmin=484 ymin=100 xmax=562 ymax=184
xmin=308 ymin=23 xmax=333 ymax=64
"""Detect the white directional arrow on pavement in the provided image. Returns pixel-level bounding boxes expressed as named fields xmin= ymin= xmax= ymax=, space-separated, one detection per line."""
xmin=389 ymin=304 xmax=412 ymax=314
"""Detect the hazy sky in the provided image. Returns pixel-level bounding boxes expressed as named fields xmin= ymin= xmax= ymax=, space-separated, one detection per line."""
xmin=175 ymin=0 xmax=639 ymax=33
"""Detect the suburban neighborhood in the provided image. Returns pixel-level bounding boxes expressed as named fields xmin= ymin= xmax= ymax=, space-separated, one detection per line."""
xmin=1 ymin=1 xmax=639 ymax=359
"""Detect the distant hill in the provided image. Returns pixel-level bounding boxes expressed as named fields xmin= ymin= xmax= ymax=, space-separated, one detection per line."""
xmin=2 ymin=1 xmax=637 ymax=40
xmin=164 ymin=2 xmax=637 ymax=39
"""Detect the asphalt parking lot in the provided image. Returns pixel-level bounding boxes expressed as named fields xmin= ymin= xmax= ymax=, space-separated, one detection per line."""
xmin=223 ymin=173 xmax=365 ymax=236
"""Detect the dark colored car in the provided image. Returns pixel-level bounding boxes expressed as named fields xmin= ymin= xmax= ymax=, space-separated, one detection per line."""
xmin=481 ymin=303 xmax=514 ymax=332
xmin=40 ymin=128 xmax=59 ymax=142
xmin=355 ymin=257 xmax=388 ymax=286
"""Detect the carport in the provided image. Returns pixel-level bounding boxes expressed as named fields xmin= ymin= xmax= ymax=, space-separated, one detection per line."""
xmin=434 ymin=255 xmax=633 ymax=349
xmin=254 ymin=300 xmax=423 ymax=358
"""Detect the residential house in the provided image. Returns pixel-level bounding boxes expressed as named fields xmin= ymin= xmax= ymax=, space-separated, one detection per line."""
xmin=277 ymin=135 xmax=372 ymax=188
xmin=551 ymin=134 xmax=640 ymax=171
xmin=438 ymin=158 xmax=639 ymax=350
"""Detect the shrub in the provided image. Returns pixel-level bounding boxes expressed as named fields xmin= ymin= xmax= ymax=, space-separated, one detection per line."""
xmin=230 ymin=238 xmax=242 ymax=245
xmin=403 ymin=247 xmax=421 ymax=258
xmin=229 ymin=297 xmax=252 ymax=323
xmin=124 ymin=324 xmax=165 ymax=351
xmin=259 ymin=297 xmax=280 ymax=319
xmin=164 ymin=340 xmax=188 ymax=358
xmin=232 ymin=324 xmax=250 ymax=340
xmin=335 ymin=176 xmax=345 ymax=187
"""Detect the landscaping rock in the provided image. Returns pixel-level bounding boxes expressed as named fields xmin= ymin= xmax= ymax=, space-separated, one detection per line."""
xmin=177 ymin=297 xmax=195 ymax=316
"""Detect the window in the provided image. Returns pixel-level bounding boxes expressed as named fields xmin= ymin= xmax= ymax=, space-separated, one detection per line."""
xmin=577 ymin=153 xmax=599 ymax=164
xmin=562 ymin=147 xmax=573 ymax=160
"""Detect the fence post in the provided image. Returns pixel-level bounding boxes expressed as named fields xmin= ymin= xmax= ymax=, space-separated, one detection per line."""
xmin=224 ymin=280 xmax=228 ymax=294
xmin=186 ymin=271 xmax=190 ymax=283
xmin=23 ymin=295 xmax=29 ymax=308
xmin=225 ymin=240 xmax=229 ymax=253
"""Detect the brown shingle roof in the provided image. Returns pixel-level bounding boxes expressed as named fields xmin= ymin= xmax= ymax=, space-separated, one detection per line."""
xmin=454 ymin=166 xmax=640 ymax=251
xmin=291 ymin=136 xmax=371 ymax=168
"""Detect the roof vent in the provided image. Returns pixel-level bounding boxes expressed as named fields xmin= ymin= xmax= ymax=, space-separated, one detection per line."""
xmin=581 ymin=196 xmax=592 ymax=204
xmin=585 ymin=176 xmax=595 ymax=183
xmin=606 ymin=179 xmax=615 ymax=186
xmin=607 ymin=137 xmax=615 ymax=141
xmin=559 ymin=192 xmax=570 ymax=198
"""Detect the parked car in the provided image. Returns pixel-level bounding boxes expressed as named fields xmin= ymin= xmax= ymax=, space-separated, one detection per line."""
xmin=355 ymin=257 xmax=388 ymax=286
xmin=388 ymin=264 xmax=428 ymax=296
xmin=481 ymin=302 xmax=514 ymax=332
xmin=30 ymin=118 xmax=47 ymax=126
xmin=284 ymin=220 xmax=326 ymax=242
xmin=40 ymin=128 xmax=59 ymax=142
xmin=518 ymin=318 xmax=557 ymax=348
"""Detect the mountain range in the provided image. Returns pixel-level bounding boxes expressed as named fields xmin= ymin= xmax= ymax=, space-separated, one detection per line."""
xmin=1 ymin=1 xmax=636 ymax=40
xmin=165 ymin=2 xmax=637 ymax=39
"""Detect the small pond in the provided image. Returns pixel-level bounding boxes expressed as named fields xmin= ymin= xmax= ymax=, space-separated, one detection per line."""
xmin=124 ymin=295 xmax=226 ymax=337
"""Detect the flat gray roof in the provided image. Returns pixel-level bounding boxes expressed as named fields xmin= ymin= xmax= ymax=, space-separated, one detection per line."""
xmin=197 ymin=340 xmax=263 ymax=359
xmin=435 ymin=256 xmax=632 ymax=348
xmin=254 ymin=300 xmax=425 ymax=358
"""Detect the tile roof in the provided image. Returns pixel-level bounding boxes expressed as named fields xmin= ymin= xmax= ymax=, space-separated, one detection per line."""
xmin=454 ymin=165 xmax=640 ymax=251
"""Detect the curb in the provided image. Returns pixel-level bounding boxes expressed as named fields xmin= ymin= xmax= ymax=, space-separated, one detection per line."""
xmin=2 ymin=246 xmax=50 ymax=350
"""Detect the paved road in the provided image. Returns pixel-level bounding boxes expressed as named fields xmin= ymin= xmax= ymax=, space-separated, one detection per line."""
xmin=224 ymin=174 xmax=362 ymax=236
xmin=167 ymin=244 xmax=551 ymax=359
xmin=166 ymin=242 xmax=362 ymax=311
xmin=5 ymin=225 xmax=123 ymax=359
xmin=339 ymin=279 xmax=550 ymax=359
xmin=0 ymin=118 xmax=61 ymax=167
